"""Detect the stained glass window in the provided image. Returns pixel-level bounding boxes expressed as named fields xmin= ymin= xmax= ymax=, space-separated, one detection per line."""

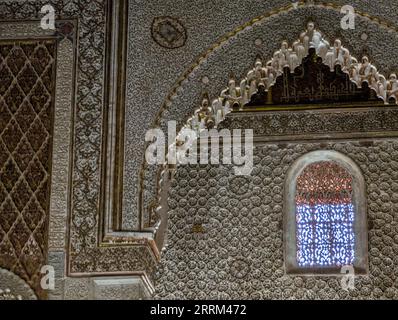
xmin=295 ymin=161 xmax=355 ymax=267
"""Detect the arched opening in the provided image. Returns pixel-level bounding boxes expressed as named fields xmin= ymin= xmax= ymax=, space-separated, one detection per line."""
xmin=284 ymin=151 xmax=368 ymax=274
xmin=295 ymin=161 xmax=355 ymax=267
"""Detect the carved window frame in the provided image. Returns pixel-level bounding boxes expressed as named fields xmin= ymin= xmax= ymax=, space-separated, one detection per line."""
xmin=284 ymin=150 xmax=368 ymax=275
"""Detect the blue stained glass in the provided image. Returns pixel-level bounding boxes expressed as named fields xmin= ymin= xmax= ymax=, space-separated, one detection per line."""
xmin=296 ymin=204 xmax=355 ymax=266
xmin=295 ymin=162 xmax=355 ymax=267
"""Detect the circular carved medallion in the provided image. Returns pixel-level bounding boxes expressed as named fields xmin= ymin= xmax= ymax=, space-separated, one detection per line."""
xmin=151 ymin=16 xmax=187 ymax=49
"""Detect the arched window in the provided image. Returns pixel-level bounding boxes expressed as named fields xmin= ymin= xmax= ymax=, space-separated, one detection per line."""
xmin=285 ymin=151 xmax=368 ymax=274
xmin=296 ymin=161 xmax=354 ymax=267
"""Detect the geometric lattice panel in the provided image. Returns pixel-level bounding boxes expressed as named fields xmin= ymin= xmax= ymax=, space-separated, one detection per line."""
xmin=295 ymin=161 xmax=355 ymax=267
xmin=0 ymin=40 xmax=56 ymax=299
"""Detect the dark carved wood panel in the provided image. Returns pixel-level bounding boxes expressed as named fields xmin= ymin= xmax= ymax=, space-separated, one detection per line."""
xmin=0 ymin=40 xmax=56 ymax=299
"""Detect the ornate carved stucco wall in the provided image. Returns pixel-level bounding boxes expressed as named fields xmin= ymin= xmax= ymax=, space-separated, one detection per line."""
xmin=135 ymin=1 xmax=398 ymax=237
xmin=0 ymin=0 xmax=156 ymax=299
xmin=0 ymin=38 xmax=57 ymax=300
xmin=154 ymin=138 xmax=398 ymax=299
xmin=2 ymin=0 xmax=398 ymax=299
xmin=139 ymin=1 xmax=398 ymax=299
xmin=0 ymin=0 xmax=109 ymax=299
xmin=0 ymin=17 xmax=77 ymax=300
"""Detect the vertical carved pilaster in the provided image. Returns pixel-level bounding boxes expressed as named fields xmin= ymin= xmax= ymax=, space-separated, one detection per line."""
xmin=100 ymin=0 xmax=129 ymax=235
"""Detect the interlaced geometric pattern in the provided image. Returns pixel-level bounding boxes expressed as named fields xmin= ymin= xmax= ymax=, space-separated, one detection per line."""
xmin=295 ymin=161 xmax=355 ymax=267
xmin=0 ymin=40 xmax=56 ymax=299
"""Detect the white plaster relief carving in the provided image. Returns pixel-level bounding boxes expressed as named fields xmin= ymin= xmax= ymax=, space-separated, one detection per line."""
xmin=48 ymin=38 xmax=74 ymax=251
